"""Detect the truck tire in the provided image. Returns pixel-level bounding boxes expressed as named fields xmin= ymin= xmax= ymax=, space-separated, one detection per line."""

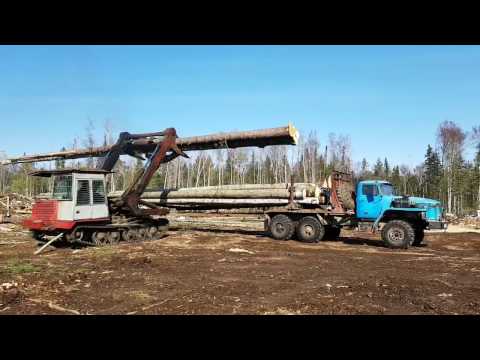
xmin=296 ymin=216 xmax=325 ymax=243
xmin=412 ymin=228 xmax=425 ymax=246
xmin=269 ymin=214 xmax=295 ymax=240
xmin=381 ymin=220 xmax=414 ymax=249
xmin=324 ymin=226 xmax=341 ymax=241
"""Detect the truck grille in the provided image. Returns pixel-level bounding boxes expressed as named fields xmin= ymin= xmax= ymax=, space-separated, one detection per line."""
xmin=31 ymin=200 xmax=58 ymax=221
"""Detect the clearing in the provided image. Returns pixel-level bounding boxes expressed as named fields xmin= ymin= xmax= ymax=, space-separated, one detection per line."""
xmin=1 ymin=214 xmax=480 ymax=315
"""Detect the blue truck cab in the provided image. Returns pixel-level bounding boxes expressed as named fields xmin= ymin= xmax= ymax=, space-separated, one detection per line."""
xmin=355 ymin=180 xmax=447 ymax=248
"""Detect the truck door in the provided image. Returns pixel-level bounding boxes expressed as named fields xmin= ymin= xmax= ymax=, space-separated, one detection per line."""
xmin=74 ymin=179 xmax=92 ymax=220
xmin=357 ymin=183 xmax=382 ymax=220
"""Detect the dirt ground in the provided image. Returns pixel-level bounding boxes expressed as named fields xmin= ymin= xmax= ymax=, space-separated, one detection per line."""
xmin=1 ymin=214 xmax=480 ymax=315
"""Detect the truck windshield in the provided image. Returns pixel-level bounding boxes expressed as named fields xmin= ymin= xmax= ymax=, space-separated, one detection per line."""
xmin=52 ymin=175 xmax=73 ymax=201
xmin=380 ymin=183 xmax=395 ymax=196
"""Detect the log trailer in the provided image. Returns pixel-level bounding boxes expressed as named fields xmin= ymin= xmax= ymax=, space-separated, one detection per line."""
xmin=2 ymin=125 xmax=298 ymax=246
xmin=264 ymin=171 xmax=448 ymax=249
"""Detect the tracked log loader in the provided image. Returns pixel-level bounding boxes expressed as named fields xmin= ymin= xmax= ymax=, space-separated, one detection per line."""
xmin=24 ymin=128 xmax=189 ymax=246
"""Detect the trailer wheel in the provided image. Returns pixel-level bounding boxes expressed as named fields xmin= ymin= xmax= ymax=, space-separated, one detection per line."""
xmin=381 ymin=220 xmax=414 ymax=249
xmin=270 ymin=214 xmax=295 ymax=240
xmin=296 ymin=216 xmax=325 ymax=243
xmin=412 ymin=228 xmax=425 ymax=246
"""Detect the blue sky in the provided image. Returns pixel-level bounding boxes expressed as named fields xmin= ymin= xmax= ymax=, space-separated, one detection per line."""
xmin=0 ymin=45 xmax=479 ymax=166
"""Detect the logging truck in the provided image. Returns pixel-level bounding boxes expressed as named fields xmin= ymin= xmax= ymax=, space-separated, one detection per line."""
xmin=264 ymin=172 xmax=447 ymax=249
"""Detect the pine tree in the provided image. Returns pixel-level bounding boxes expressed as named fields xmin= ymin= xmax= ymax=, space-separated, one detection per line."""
xmin=475 ymin=146 xmax=480 ymax=210
xmin=384 ymin=158 xmax=390 ymax=179
xmin=373 ymin=158 xmax=384 ymax=178
xmin=391 ymin=166 xmax=401 ymax=192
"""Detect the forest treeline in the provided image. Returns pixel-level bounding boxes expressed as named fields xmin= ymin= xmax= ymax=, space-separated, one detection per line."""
xmin=1 ymin=120 xmax=479 ymax=215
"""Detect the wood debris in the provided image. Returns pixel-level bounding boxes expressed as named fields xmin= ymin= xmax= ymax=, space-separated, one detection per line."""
xmin=0 ymin=193 xmax=33 ymax=223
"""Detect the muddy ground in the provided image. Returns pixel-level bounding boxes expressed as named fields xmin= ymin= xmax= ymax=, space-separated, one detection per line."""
xmin=1 ymin=214 xmax=480 ymax=315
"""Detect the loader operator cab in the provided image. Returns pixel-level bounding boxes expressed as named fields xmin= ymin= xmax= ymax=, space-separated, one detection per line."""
xmin=23 ymin=169 xmax=112 ymax=234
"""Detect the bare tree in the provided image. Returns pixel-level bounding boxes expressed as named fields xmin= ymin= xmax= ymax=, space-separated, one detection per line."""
xmin=329 ymin=133 xmax=352 ymax=173
xmin=437 ymin=120 xmax=466 ymax=213
xmin=470 ymin=126 xmax=480 ymax=209
xmin=83 ymin=119 xmax=96 ymax=168
xmin=0 ymin=151 xmax=7 ymax=193
xmin=103 ymin=119 xmax=116 ymax=192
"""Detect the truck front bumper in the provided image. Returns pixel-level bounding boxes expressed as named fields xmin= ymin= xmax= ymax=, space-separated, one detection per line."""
xmin=427 ymin=221 xmax=448 ymax=230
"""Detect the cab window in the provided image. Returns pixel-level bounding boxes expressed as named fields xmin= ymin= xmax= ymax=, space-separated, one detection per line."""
xmin=76 ymin=180 xmax=91 ymax=206
xmin=92 ymin=180 xmax=106 ymax=204
xmin=362 ymin=184 xmax=378 ymax=196
xmin=52 ymin=175 xmax=73 ymax=201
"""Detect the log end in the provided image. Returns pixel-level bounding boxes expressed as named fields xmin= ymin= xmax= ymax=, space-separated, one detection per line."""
xmin=288 ymin=122 xmax=299 ymax=145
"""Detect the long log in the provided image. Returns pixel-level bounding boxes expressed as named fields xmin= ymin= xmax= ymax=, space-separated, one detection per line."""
xmin=148 ymin=182 xmax=318 ymax=192
xmin=142 ymin=182 xmax=319 ymax=197
xmin=109 ymin=188 xmax=307 ymax=199
xmin=138 ymin=197 xmax=321 ymax=211
xmin=1 ymin=124 xmax=298 ymax=165
xmin=143 ymin=198 xmax=292 ymax=207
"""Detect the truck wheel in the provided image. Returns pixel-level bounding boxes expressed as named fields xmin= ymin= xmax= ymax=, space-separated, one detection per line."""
xmin=324 ymin=226 xmax=341 ymax=241
xmin=296 ymin=216 xmax=325 ymax=243
xmin=381 ymin=220 xmax=414 ymax=249
xmin=412 ymin=228 xmax=425 ymax=246
xmin=270 ymin=214 xmax=295 ymax=240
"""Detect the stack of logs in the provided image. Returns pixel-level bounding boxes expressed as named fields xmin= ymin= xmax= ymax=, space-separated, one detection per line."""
xmin=108 ymin=183 xmax=326 ymax=210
